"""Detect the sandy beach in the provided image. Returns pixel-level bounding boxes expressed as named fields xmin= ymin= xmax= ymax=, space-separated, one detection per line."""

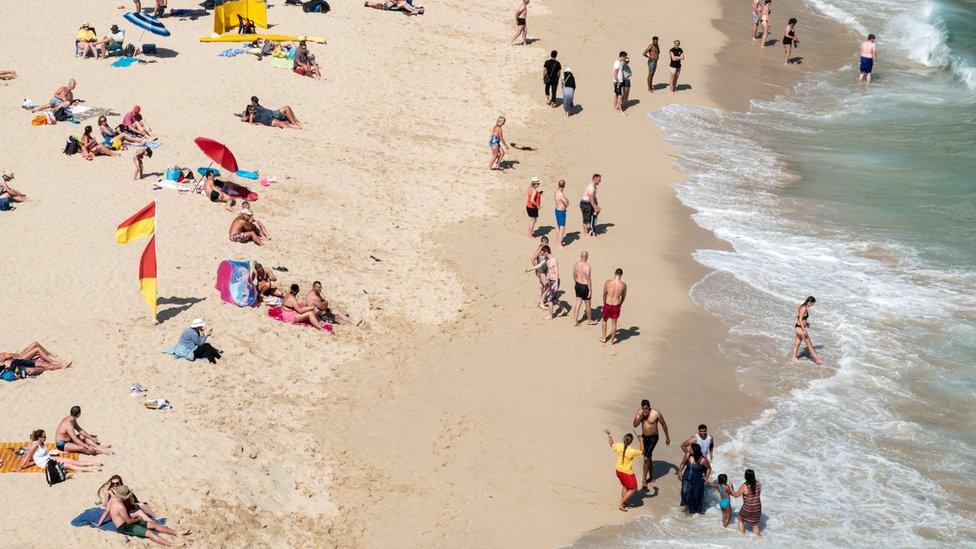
xmin=2 ymin=0 xmax=949 ymax=546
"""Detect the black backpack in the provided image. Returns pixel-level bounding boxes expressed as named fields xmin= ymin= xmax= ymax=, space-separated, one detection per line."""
xmin=303 ymin=0 xmax=330 ymax=13
xmin=45 ymin=460 xmax=67 ymax=485
xmin=53 ymin=107 xmax=69 ymax=122
xmin=63 ymin=136 xmax=81 ymax=156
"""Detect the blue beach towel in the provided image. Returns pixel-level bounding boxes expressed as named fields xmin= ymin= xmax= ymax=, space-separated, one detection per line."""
xmin=71 ymin=507 xmax=167 ymax=532
xmin=218 ymin=48 xmax=248 ymax=58
xmin=145 ymin=140 xmax=163 ymax=150
xmin=235 ymin=169 xmax=259 ymax=180
xmin=110 ymin=56 xmax=140 ymax=68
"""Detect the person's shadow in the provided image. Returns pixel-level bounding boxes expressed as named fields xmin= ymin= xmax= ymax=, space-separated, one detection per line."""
xmin=614 ymin=325 xmax=641 ymax=343
xmin=675 ymin=83 xmax=693 ymax=91
xmin=562 ymin=231 xmax=581 ymax=245
xmin=764 ymin=38 xmax=780 ymax=47
xmin=795 ymin=344 xmax=824 ymax=361
xmin=625 ymin=99 xmax=641 ymax=110
xmin=498 ymin=160 xmax=520 ymax=169
xmin=788 ymin=56 xmax=804 ymax=64
xmin=533 ymin=225 xmax=554 ymax=237
xmin=652 ymin=83 xmax=669 ymax=91
xmin=156 ymin=296 xmax=206 ymax=324
xmin=594 ymin=222 xmax=615 ymax=235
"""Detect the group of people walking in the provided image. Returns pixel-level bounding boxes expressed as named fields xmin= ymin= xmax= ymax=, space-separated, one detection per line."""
xmin=606 ymin=401 xmax=764 ymax=535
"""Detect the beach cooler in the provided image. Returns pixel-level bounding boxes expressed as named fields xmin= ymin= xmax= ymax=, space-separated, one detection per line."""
xmin=142 ymin=43 xmax=157 ymax=54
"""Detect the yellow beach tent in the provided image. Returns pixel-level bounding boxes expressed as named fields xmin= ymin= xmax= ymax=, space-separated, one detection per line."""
xmin=213 ymin=0 xmax=268 ymax=35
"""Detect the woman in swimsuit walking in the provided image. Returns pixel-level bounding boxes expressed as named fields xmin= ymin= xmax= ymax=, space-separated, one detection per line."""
xmin=487 ymin=116 xmax=509 ymax=170
xmin=731 ymin=469 xmax=763 ymax=535
xmin=783 ymin=18 xmax=798 ymax=64
xmin=790 ymin=295 xmax=824 ymax=364
xmin=525 ymin=177 xmax=542 ymax=237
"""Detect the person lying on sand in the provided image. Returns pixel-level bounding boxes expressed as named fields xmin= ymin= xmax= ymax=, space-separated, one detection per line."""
xmin=98 ymin=116 xmax=147 ymax=147
xmin=364 ymin=0 xmax=424 ymax=15
xmin=203 ymin=171 xmax=236 ymax=210
xmin=228 ymin=208 xmax=267 ymax=245
xmin=0 ymin=70 xmax=16 ymax=80
xmin=123 ymin=106 xmax=156 ymax=140
xmin=282 ymin=284 xmax=328 ymax=330
xmin=55 ymin=405 xmax=114 ymax=456
xmin=81 ymin=125 xmax=117 ymax=160
xmin=108 ymin=485 xmax=189 ymax=546
xmin=253 ymin=262 xmax=284 ymax=298
xmin=33 ymin=79 xmax=76 ymax=112
xmin=306 ymin=281 xmax=361 ymax=326
xmin=19 ymin=429 xmax=102 ymax=474
xmin=1 ymin=172 xmax=27 ymax=204
xmin=97 ymin=475 xmax=160 ymax=527
xmin=1 ymin=341 xmax=73 ymax=376
xmin=243 ymin=104 xmax=302 ymax=129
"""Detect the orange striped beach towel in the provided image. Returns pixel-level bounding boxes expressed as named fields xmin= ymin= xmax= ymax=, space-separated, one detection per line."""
xmin=0 ymin=441 xmax=79 ymax=473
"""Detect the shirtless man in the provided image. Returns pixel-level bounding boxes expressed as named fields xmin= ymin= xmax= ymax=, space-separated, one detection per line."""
xmin=306 ymin=281 xmax=361 ymax=326
xmin=751 ymin=0 xmax=762 ymax=40
xmin=681 ymin=424 xmax=716 ymax=462
xmin=228 ymin=210 xmax=266 ymax=245
xmin=859 ymin=34 xmax=878 ymax=83
xmin=600 ymin=268 xmax=627 ymax=345
xmin=511 ymin=0 xmax=529 ymax=46
xmin=33 ymin=79 xmax=76 ymax=112
xmin=554 ymin=179 xmax=569 ymax=247
xmin=525 ymin=245 xmax=559 ymax=319
xmin=642 ymin=37 xmax=660 ymax=92
xmin=108 ymin=485 xmax=188 ymax=546
xmin=580 ymin=173 xmax=601 ymax=237
xmin=632 ymin=399 xmax=671 ymax=489
xmin=571 ymin=251 xmax=596 ymax=326
xmin=55 ymin=406 xmax=114 ymax=456
xmin=203 ymin=172 xmax=236 ymax=211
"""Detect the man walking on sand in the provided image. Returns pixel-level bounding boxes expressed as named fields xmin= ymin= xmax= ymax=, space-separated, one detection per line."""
xmin=543 ymin=50 xmax=562 ymax=106
xmin=511 ymin=0 xmax=529 ymax=46
xmin=554 ymin=179 xmax=569 ymax=246
xmin=572 ymin=251 xmax=596 ymax=326
xmin=633 ymin=399 xmax=671 ymax=489
xmin=600 ymin=268 xmax=627 ymax=345
xmin=642 ymin=37 xmax=661 ymax=92
xmin=580 ymin=173 xmax=601 ymax=237
xmin=859 ymin=34 xmax=878 ymax=82
xmin=612 ymin=51 xmax=627 ymax=114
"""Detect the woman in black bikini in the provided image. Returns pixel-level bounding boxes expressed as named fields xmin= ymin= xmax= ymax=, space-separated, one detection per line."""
xmin=790 ymin=296 xmax=823 ymax=364
xmin=783 ymin=18 xmax=798 ymax=65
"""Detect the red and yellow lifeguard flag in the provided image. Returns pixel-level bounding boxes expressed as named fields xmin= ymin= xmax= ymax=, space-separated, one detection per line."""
xmin=139 ymin=235 xmax=158 ymax=321
xmin=116 ymin=201 xmax=156 ymax=244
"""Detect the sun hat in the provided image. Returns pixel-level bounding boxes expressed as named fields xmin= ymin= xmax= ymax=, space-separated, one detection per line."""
xmin=115 ymin=485 xmax=133 ymax=499
xmin=240 ymin=208 xmax=253 ymax=215
xmin=190 ymin=318 xmax=206 ymax=328
xmin=564 ymin=67 xmax=572 ymax=72
xmin=530 ymin=176 xmax=541 ymax=184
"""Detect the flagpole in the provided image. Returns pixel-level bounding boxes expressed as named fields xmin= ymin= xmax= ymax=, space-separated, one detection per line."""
xmin=152 ymin=198 xmax=159 ymax=325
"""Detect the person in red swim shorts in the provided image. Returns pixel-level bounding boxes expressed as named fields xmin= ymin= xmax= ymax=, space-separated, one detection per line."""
xmin=600 ymin=268 xmax=627 ymax=345
xmin=605 ymin=428 xmax=644 ymax=511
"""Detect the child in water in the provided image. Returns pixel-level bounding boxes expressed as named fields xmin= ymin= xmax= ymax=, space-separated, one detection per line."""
xmin=706 ymin=473 xmax=733 ymax=527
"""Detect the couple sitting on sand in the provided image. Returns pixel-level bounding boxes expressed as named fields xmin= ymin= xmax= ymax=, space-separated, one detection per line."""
xmin=1 ymin=172 xmax=28 ymax=210
xmin=16 ymin=406 xmax=113 ymax=470
xmin=75 ymin=23 xmax=129 ymax=59
xmin=1 ymin=341 xmax=72 ymax=379
xmin=228 ymin=203 xmax=270 ymax=245
xmin=96 ymin=475 xmax=190 ymax=545
xmin=240 ymin=96 xmax=302 ymax=129
xmin=274 ymin=281 xmax=360 ymax=330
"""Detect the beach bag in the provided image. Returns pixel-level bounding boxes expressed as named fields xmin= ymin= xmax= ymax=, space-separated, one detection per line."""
xmin=45 ymin=460 xmax=67 ymax=485
xmin=53 ymin=107 xmax=69 ymax=122
xmin=303 ymin=0 xmax=330 ymax=13
xmin=31 ymin=114 xmax=49 ymax=126
xmin=63 ymin=136 xmax=81 ymax=156
xmin=0 ymin=369 xmax=16 ymax=381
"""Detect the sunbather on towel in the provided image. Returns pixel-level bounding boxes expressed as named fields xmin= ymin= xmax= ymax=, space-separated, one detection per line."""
xmin=1 ymin=172 xmax=27 ymax=204
xmin=2 ymin=340 xmax=72 ymax=376
xmin=293 ymin=41 xmax=322 ymax=79
xmin=253 ymin=262 xmax=284 ymax=297
xmin=243 ymin=104 xmax=302 ymax=129
xmin=19 ymin=429 xmax=102 ymax=473
xmin=33 ymin=79 xmax=76 ymax=112
xmin=228 ymin=208 xmax=267 ymax=245
xmin=283 ymin=284 xmax=328 ymax=330
xmin=81 ymin=125 xmax=117 ymax=160
xmin=123 ymin=106 xmax=156 ymax=139
xmin=98 ymin=116 xmax=146 ymax=148
xmin=306 ymin=281 xmax=361 ymax=326
xmin=97 ymin=475 xmax=160 ymax=526
xmin=55 ymin=406 xmax=114 ymax=456
xmin=76 ymin=23 xmax=98 ymax=59
xmin=107 ymin=485 xmax=189 ymax=545
xmin=203 ymin=172 xmax=237 ymax=210
xmin=364 ymin=0 xmax=424 ymax=14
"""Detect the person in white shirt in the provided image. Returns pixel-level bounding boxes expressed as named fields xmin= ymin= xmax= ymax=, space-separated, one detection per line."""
xmin=611 ymin=51 xmax=627 ymax=114
xmin=681 ymin=424 xmax=716 ymax=461
xmin=97 ymin=25 xmax=125 ymax=59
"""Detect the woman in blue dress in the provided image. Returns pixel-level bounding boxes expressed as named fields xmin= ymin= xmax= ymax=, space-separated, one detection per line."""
xmin=677 ymin=442 xmax=712 ymax=515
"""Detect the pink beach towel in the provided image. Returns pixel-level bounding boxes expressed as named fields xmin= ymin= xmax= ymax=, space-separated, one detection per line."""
xmin=267 ymin=306 xmax=333 ymax=333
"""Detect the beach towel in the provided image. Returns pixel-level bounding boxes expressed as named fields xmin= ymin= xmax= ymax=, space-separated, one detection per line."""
xmin=235 ymin=169 xmax=259 ymax=180
xmin=222 ymin=181 xmax=258 ymax=201
xmin=0 ymin=442 xmax=79 ymax=473
xmin=268 ymin=306 xmax=333 ymax=332
xmin=215 ymin=259 xmax=258 ymax=307
xmin=145 ymin=140 xmax=163 ymax=150
xmin=110 ymin=56 xmax=140 ymax=68
xmin=71 ymin=507 xmax=167 ymax=532
xmin=271 ymin=57 xmax=293 ymax=69
xmin=153 ymin=179 xmax=195 ymax=192
xmin=218 ymin=47 xmax=248 ymax=57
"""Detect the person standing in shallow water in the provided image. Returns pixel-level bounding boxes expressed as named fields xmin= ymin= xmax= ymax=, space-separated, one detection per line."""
xmin=632 ymin=399 xmax=670 ymax=489
xmin=731 ymin=469 xmax=763 ymax=535
xmin=859 ymin=34 xmax=878 ymax=82
xmin=790 ymin=296 xmax=824 ymax=364
xmin=783 ymin=18 xmax=798 ymax=64
xmin=677 ymin=442 xmax=711 ymax=514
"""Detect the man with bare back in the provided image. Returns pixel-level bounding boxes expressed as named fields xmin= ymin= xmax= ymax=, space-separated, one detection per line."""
xmin=572 ymin=251 xmax=595 ymax=326
xmin=600 ymin=268 xmax=627 ymax=345
xmin=55 ymin=406 xmax=113 ymax=456
xmin=306 ymin=281 xmax=360 ymax=326
xmin=633 ymin=399 xmax=671 ymax=489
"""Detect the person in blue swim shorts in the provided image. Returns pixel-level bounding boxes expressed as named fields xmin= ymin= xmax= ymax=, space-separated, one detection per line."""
xmin=554 ymin=179 xmax=569 ymax=247
xmin=859 ymin=34 xmax=878 ymax=82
